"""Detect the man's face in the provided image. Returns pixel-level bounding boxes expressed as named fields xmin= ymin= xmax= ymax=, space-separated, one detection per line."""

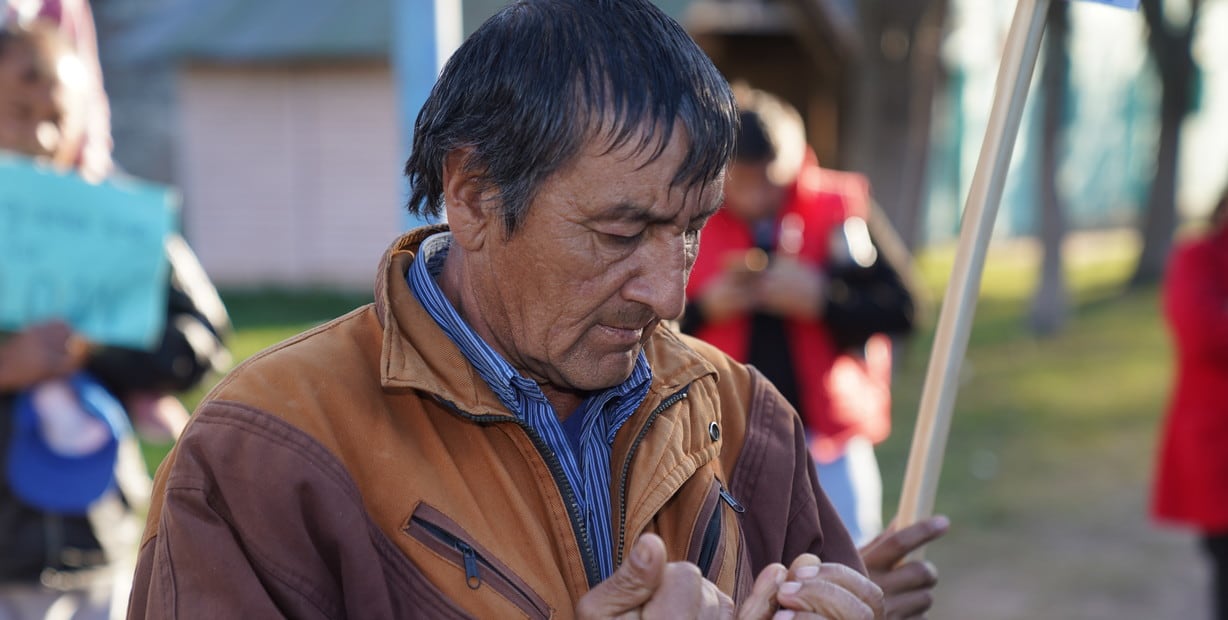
xmin=463 ymin=124 xmax=722 ymax=395
xmin=723 ymin=159 xmax=787 ymax=223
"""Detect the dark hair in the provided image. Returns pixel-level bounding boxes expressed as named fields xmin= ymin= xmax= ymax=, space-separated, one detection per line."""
xmin=731 ymin=84 xmax=805 ymax=165
xmin=405 ymin=0 xmax=737 ymax=234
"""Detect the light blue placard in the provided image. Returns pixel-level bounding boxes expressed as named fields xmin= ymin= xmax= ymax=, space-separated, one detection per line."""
xmin=0 ymin=155 xmax=178 ymax=350
xmin=1073 ymin=0 xmax=1140 ymax=9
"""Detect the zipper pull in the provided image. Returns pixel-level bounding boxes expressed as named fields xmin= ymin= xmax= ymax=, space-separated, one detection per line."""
xmin=457 ymin=541 xmax=482 ymax=589
xmin=719 ymin=486 xmax=746 ymax=513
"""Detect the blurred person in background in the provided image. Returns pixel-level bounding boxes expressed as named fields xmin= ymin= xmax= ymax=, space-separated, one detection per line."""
xmin=1152 ymin=187 xmax=1228 ymax=620
xmin=681 ymin=86 xmax=919 ymax=548
xmin=0 ymin=21 xmax=229 ymax=620
xmin=1 ymin=0 xmax=110 ymax=181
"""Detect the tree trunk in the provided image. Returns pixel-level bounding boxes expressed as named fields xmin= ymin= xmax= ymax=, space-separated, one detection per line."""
xmin=1029 ymin=0 xmax=1070 ymax=336
xmin=1131 ymin=0 xmax=1201 ymax=288
xmin=847 ymin=0 xmax=950 ymax=252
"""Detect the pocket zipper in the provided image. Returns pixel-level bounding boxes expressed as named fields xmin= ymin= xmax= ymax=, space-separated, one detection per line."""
xmin=408 ymin=515 xmax=547 ymax=616
xmin=719 ymin=486 xmax=746 ymax=513
xmin=698 ymin=485 xmax=746 ymax=575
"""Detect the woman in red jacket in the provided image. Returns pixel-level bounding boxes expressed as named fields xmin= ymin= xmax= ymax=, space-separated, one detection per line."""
xmin=1153 ymin=189 xmax=1228 ymax=620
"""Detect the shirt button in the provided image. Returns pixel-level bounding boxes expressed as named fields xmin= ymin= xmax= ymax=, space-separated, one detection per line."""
xmin=708 ymin=421 xmax=720 ymax=442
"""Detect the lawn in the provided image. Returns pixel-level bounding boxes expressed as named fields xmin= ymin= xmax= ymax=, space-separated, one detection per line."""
xmin=146 ymin=230 xmax=1198 ymax=618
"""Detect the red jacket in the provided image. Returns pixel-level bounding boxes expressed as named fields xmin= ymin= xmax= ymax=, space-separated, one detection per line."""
xmin=686 ymin=158 xmax=891 ymax=464
xmin=1153 ymin=224 xmax=1228 ymax=533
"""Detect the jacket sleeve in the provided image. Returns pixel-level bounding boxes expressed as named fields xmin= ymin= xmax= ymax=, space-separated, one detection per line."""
xmin=1164 ymin=242 xmax=1228 ymax=363
xmin=727 ymin=367 xmax=865 ymax=575
xmin=89 ymin=235 xmax=232 ymax=395
xmin=129 ymin=402 xmax=458 ymax=619
xmin=823 ymin=249 xmax=915 ymax=352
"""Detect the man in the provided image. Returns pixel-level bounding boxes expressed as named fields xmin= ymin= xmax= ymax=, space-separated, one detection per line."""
xmin=682 ymin=87 xmax=916 ymax=546
xmin=129 ymin=1 xmax=942 ymax=617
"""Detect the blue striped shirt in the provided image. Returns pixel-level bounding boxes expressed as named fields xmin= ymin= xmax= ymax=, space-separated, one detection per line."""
xmin=407 ymin=232 xmax=651 ymax=582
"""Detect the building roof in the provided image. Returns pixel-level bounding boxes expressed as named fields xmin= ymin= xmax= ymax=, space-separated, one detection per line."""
xmin=111 ymin=0 xmax=855 ymax=65
xmin=113 ymin=0 xmax=391 ymax=64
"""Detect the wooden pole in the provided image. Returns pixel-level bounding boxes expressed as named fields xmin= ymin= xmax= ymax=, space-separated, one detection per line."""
xmin=896 ymin=0 xmax=1051 ymax=553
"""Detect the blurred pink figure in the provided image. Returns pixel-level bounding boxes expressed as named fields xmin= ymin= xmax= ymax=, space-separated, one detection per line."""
xmin=3 ymin=0 xmax=112 ymax=180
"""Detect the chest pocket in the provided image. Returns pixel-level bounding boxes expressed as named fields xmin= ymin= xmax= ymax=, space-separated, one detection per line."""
xmin=403 ymin=502 xmax=552 ymax=619
xmin=687 ymin=477 xmax=747 ymax=584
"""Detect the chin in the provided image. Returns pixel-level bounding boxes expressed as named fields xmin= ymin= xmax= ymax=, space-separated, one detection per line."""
xmin=569 ymin=353 xmax=640 ymax=392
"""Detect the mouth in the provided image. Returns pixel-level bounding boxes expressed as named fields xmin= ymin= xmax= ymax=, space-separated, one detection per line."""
xmin=596 ymin=322 xmax=651 ymax=347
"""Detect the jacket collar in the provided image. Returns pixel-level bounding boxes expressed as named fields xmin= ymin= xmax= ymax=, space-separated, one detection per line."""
xmin=372 ymin=226 xmax=717 ymax=414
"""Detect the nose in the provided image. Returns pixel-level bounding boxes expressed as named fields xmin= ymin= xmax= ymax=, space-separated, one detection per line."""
xmin=623 ymin=231 xmax=688 ymax=321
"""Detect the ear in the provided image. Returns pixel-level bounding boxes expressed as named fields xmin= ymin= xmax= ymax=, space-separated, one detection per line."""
xmin=442 ymin=147 xmax=494 ymax=251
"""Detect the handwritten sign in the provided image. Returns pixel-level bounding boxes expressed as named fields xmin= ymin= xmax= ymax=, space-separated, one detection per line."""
xmin=0 ymin=155 xmax=179 ymax=350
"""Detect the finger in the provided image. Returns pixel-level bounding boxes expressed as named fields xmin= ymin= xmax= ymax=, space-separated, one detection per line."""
xmin=861 ymin=516 xmax=950 ymax=570
xmin=883 ymin=588 xmax=936 ymax=619
xmin=786 ymin=554 xmax=820 ymax=580
xmin=63 ymin=333 xmax=91 ymax=366
xmin=705 ymin=578 xmax=735 ymax=620
xmin=737 ymin=563 xmax=786 ymax=620
xmin=816 ymin=563 xmax=883 ymax=614
xmin=875 ymin=560 xmax=938 ymax=595
xmin=640 ymin=561 xmax=704 ymax=619
xmin=576 ymin=534 xmax=666 ymax=619
xmin=776 ymin=576 xmax=877 ymax=620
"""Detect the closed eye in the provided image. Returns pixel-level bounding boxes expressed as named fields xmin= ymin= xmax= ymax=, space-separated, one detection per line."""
xmin=603 ymin=230 xmax=644 ymax=246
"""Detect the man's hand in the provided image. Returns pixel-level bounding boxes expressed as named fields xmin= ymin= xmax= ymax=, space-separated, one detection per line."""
xmin=0 ymin=320 xmax=89 ymax=391
xmin=576 ymin=533 xmax=731 ymax=619
xmin=767 ymin=554 xmax=884 ymax=620
xmin=576 ymin=534 xmax=793 ymax=620
xmin=859 ymin=516 xmax=949 ymax=619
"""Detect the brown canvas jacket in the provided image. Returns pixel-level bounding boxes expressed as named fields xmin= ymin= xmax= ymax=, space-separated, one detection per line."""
xmin=128 ymin=226 xmax=863 ymax=619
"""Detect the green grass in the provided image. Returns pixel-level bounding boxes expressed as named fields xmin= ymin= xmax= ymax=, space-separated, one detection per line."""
xmin=879 ymin=231 xmax=1168 ymax=531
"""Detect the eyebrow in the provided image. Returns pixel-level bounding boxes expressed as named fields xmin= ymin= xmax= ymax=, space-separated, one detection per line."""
xmin=592 ymin=203 xmax=662 ymax=224
xmin=593 ymin=194 xmax=723 ymax=227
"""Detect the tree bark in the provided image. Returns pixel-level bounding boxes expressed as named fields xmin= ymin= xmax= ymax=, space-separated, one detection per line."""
xmin=1131 ymin=0 xmax=1202 ymax=287
xmin=846 ymin=0 xmax=950 ymax=252
xmin=1029 ymin=0 xmax=1070 ymax=336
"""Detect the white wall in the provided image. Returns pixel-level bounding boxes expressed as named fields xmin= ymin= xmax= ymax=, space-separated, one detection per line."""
xmin=178 ymin=61 xmax=403 ymax=289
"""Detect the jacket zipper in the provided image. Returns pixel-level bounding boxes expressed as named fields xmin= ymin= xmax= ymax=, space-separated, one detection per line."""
xmin=719 ymin=486 xmax=746 ymax=513
xmin=412 ymin=517 xmax=485 ymax=589
xmin=408 ymin=516 xmax=549 ymax=617
xmin=696 ymin=498 xmax=723 ymax=576
xmin=432 ymin=396 xmax=603 ymax=587
xmin=614 ymin=387 xmax=691 ymax=567
xmin=697 ymin=484 xmax=745 ymax=577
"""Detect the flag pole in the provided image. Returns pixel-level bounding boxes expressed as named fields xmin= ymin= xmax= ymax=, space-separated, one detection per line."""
xmin=896 ymin=0 xmax=1051 ymax=553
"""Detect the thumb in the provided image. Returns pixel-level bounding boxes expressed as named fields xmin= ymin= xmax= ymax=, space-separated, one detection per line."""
xmin=737 ymin=563 xmax=787 ymax=620
xmin=576 ymin=534 xmax=666 ymax=618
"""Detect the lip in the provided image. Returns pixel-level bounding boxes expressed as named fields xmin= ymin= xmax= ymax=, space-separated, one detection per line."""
xmin=597 ymin=324 xmax=646 ymax=346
